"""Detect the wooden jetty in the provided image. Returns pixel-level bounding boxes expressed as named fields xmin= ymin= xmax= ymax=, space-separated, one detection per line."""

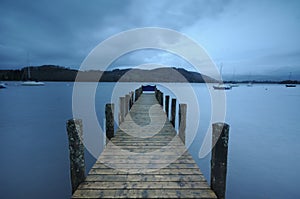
xmin=68 ymin=86 xmax=228 ymax=198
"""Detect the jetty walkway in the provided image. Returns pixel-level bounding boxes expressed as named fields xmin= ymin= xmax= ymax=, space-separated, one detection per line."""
xmin=70 ymin=91 xmax=217 ymax=198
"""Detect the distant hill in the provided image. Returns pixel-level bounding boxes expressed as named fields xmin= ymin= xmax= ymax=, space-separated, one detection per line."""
xmin=0 ymin=65 xmax=78 ymax=81
xmin=0 ymin=65 xmax=217 ymax=83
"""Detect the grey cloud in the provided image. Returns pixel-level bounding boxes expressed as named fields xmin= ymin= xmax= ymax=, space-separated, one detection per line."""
xmin=0 ymin=0 xmax=299 ymax=78
xmin=0 ymin=0 xmax=130 ymax=68
xmin=125 ymin=0 xmax=230 ymax=29
xmin=0 ymin=0 xmax=230 ymax=68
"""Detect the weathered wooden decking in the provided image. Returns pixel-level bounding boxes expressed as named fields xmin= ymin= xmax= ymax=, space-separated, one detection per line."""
xmin=72 ymin=93 xmax=217 ymax=198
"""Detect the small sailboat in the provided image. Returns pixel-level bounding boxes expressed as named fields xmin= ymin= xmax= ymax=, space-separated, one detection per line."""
xmin=213 ymin=63 xmax=232 ymax=90
xmin=229 ymin=83 xmax=239 ymax=87
xmin=21 ymin=80 xmax=45 ymax=86
xmin=213 ymin=83 xmax=232 ymax=90
xmin=285 ymin=72 xmax=296 ymax=87
xmin=21 ymin=53 xmax=44 ymax=86
xmin=286 ymin=84 xmax=296 ymax=87
xmin=229 ymin=68 xmax=239 ymax=87
xmin=246 ymin=72 xmax=253 ymax=87
xmin=21 ymin=66 xmax=45 ymax=86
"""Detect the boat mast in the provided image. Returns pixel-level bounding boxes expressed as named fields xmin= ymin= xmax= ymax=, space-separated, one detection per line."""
xmin=219 ymin=62 xmax=223 ymax=82
xmin=27 ymin=52 xmax=31 ymax=80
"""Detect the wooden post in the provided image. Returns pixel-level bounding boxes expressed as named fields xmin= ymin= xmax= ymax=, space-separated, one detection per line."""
xmin=135 ymin=88 xmax=139 ymax=101
xmin=119 ymin=97 xmax=125 ymax=125
xmin=139 ymin=87 xmax=143 ymax=99
xmin=157 ymin=91 xmax=163 ymax=106
xmin=131 ymin=91 xmax=134 ymax=106
xmin=211 ymin=122 xmax=229 ymax=199
xmin=125 ymin=94 xmax=130 ymax=116
xmin=129 ymin=91 xmax=134 ymax=109
xmin=135 ymin=86 xmax=143 ymax=101
xmin=156 ymin=90 xmax=163 ymax=106
xmin=66 ymin=119 xmax=86 ymax=194
xmin=171 ymin=98 xmax=176 ymax=127
xmin=105 ymin=103 xmax=114 ymax=143
xmin=165 ymin=95 xmax=170 ymax=118
xmin=160 ymin=91 xmax=163 ymax=107
xmin=179 ymin=104 xmax=187 ymax=144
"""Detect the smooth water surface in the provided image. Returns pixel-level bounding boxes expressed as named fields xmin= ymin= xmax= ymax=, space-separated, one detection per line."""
xmin=0 ymin=82 xmax=299 ymax=199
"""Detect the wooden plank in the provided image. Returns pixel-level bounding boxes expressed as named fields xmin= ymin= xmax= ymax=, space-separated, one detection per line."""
xmin=73 ymin=189 xmax=217 ymax=199
xmin=77 ymin=181 xmax=210 ymax=189
xmin=84 ymin=174 xmax=206 ymax=182
xmin=92 ymin=163 xmax=199 ymax=169
xmin=89 ymin=168 xmax=203 ymax=175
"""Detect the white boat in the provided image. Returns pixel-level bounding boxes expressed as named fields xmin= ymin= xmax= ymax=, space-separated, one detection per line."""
xmin=247 ymin=82 xmax=253 ymax=87
xmin=229 ymin=68 xmax=239 ymax=87
xmin=213 ymin=63 xmax=232 ymax=90
xmin=0 ymin=83 xmax=6 ymax=88
xmin=229 ymin=83 xmax=239 ymax=87
xmin=21 ymin=81 xmax=45 ymax=86
xmin=21 ymin=66 xmax=45 ymax=86
xmin=286 ymin=84 xmax=296 ymax=87
xmin=213 ymin=83 xmax=232 ymax=90
xmin=285 ymin=72 xmax=296 ymax=87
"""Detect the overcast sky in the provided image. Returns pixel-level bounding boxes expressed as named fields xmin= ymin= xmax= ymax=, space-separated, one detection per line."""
xmin=1 ymin=0 xmax=300 ymax=77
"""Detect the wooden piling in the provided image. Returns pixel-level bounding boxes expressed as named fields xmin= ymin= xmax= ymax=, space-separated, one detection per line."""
xmin=125 ymin=94 xmax=130 ymax=116
xmin=129 ymin=91 xmax=134 ymax=109
xmin=171 ymin=98 xmax=176 ymax=127
xmin=156 ymin=90 xmax=159 ymax=104
xmin=66 ymin=119 xmax=86 ymax=194
xmin=160 ymin=91 xmax=163 ymax=106
xmin=179 ymin=104 xmax=187 ymax=144
xmin=135 ymin=89 xmax=139 ymax=101
xmin=135 ymin=87 xmax=142 ymax=101
xmin=119 ymin=97 xmax=125 ymax=125
xmin=105 ymin=104 xmax=114 ymax=143
xmin=156 ymin=90 xmax=163 ymax=106
xmin=165 ymin=95 xmax=170 ymax=118
xmin=211 ymin=122 xmax=229 ymax=199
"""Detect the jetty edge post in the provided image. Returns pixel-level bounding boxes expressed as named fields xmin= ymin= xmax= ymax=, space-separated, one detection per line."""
xmin=155 ymin=89 xmax=163 ymax=106
xmin=155 ymin=88 xmax=160 ymax=103
xmin=131 ymin=91 xmax=134 ymax=106
xmin=157 ymin=90 xmax=161 ymax=105
xmin=135 ymin=86 xmax=143 ymax=101
xmin=156 ymin=90 xmax=160 ymax=105
xmin=129 ymin=91 xmax=134 ymax=110
xmin=66 ymin=119 xmax=86 ymax=194
xmin=165 ymin=95 xmax=170 ymax=119
xmin=105 ymin=103 xmax=114 ymax=145
xmin=160 ymin=91 xmax=163 ymax=107
xmin=119 ymin=97 xmax=125 ymax=125
xmin=138 ymin=87 xmax=143 ymax=100
xmin=134 ymin=88 xmax=139 ymax=101
xmin=171 ymin=98 xmax=176 ymax=127
xmin=211 ymin=122 xmax=230 ymax=199
xmin=125 ymin=94 xmax=130 ymax=116
xmin=178 ymin=104 xmax=187 ymax=145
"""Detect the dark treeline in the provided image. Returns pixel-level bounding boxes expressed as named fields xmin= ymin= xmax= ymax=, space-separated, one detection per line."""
xmin=0 ymin=65 xmax=217 ymax=83
xmin=0 ymin=65 xmax=77 ymax=81
xmin=2 ymin=65 xmax=298 ymax=83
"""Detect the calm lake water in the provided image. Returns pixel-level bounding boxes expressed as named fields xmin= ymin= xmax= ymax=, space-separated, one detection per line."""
xmin=0 ymin=82 xmax=299 ymax=199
